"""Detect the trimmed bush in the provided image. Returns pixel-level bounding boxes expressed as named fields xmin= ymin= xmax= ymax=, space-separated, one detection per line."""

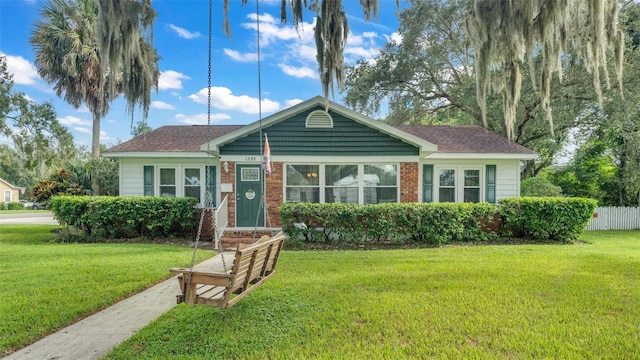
xmin=6 ymin=202 xmax=24 ymax=210
xmin=499 ymin=197 xmax=597 ymax=241
xmin=280 ymin=202 xmax=498 ymax=245
xmin=51 ymin=196 xmax=198 ymax=239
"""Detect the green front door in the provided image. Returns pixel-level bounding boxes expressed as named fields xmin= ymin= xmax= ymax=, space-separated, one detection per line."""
xmin=236 ymin=164 xmax=264 ymax=227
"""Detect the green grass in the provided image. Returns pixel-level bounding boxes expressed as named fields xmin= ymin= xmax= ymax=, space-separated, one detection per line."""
xmin=0 ymin=225 xmax=213 ymax=355
xmin=106 ymin=231 xmax=640 ymax=359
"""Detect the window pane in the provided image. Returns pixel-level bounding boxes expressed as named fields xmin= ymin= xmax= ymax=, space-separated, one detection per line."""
xmin=160 ymin=186 xmax=176 ymax=197
xmin=464 ymin=170 xmax=480 ymax=187
xmin=439 ymin=169 xmax=455 ymax=187
xmin=364 ymin=165 xmax=397 ymax=186
xmin=286 ymin=187 xmax=320 ymax=203
xmin=326 ymin=187 xmax=358 ymax=203
xmin=439 ymin=188 xmax=455 ymax=202
xmin=160 ymin=169 xmax=175 ymax=185
xmin=143 ymin=166 xmax=154 ymax=196
xmin=364 ymin=187 xmax=397 ymax=204
xmin=326 ymin=165 xmax=357 ymax=185
xmin=185 ymin=169 xmax=200 ymax=186
xmin=464 ymin=188 xmax=480 ymax=203
xmin=287 ymin=165 xmax=319 ymax=186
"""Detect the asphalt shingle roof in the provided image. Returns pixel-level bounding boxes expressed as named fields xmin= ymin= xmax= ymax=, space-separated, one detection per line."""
xmin=105 ymin=125 xmax=243 ymax=153
xmin=395 ymin=125 xmax=535 ymax=154
xmin=105 ymin=124 xmax=535 ymax=155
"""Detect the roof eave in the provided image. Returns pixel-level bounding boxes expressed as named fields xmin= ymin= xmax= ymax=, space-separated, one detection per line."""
xmin=425 ymin=153 xmax=538 ymax=160
xmin=103 ymin=151 xmax=216 ymax=158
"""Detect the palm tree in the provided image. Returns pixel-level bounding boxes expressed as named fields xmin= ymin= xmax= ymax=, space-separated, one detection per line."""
xmin=30 ymin=0 xmax=158 ymax=195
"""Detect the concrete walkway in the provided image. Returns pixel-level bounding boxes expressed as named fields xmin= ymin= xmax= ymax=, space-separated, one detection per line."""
xmin=2 ymin=252 xmax=234 ymax=360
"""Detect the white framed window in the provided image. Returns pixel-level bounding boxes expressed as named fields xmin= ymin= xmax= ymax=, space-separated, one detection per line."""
xmin=438 ymin=169 xmax=456 ymax=202
xmin=4 ymin=190 xmax=11 ymax=203
xmin=159 ymin=168 xmax=176 ymax=197
xmin=433 ymin=166 xmax=483 ymax=203
xmin=284 ymin=164 xmax=399 ymax=205
xmin=184 ymin=168 xmax=201 ymax=203
xmin=286 ymin=164 xmax=319 ymax=203
xmin=463 ymin=169 xmax=480 ymax=203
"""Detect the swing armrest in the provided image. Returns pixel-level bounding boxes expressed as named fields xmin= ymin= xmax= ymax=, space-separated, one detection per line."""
xmin=170 ymin=268 xmax=233 ymax=287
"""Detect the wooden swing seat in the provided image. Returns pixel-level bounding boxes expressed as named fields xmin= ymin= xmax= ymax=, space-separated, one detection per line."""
xmin=170 ymin=231 xmax=285 ymax=309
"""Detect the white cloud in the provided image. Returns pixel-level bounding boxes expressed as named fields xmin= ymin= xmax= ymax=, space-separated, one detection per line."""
xmin=3 ymin=53 xmax=40 ymax=85
xmin=175 ymin=113 xmax=231 ymax=125
xmin=151 ymin=100 xmax=176 ymax=110
xmin=73 ymin=126 xmax=91 ymax=134
xmin=385 ymin=32 xmax=403 ymax=45
xmin=168 ymin=24 xmax=201 ymax=39
xmin=58 ymin=115 xmax=91 ymax=127
xmin=189 ymin=87 xmax=280 ymax=114
xmin=345 ymin=46 xmax=380 ymax=61
xmin=224 ymin=49 xmax=258 ymax=63
xmin=158 ymin=70 xmax=190 ymax=90
xmin=243 ymin=13 xmax=315 ymax=46
xmin=100 ymin=130 xmax=109 ymax=141
xmin=284 ymin=99 xmax=303 ymax=108
xmin=278 ymin=63 xmax=316 ymax=79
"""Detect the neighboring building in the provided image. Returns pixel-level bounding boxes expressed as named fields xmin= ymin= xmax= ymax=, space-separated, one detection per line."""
xmin=0 ymin=178 xmax=20 ymax=204
xmin=104 ymin=96 xmax=537 ymax=228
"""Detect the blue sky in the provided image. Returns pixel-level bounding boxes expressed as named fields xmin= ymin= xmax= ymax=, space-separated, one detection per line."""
xmin=0 ymin=0 xmax=402 ymax=148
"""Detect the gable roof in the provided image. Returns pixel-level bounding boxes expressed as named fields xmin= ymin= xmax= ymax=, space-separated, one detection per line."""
xmin=396 ymin=125 xmax=537 ymax=159
xmin=104 ymin=97 xmax=537 ymax=160
xmin=202 ymin=96 xmax=438 ymax=154
xmin=0 ymin=177 xmax=19 ymax=189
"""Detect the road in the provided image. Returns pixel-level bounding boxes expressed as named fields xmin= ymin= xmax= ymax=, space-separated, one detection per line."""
xmin=0 ymin=211 xmax=59 ymax=225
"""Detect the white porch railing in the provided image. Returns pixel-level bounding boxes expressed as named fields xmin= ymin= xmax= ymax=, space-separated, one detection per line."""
xmin=586 ymin=206 xmax=640 ymax=231
xmin=214 ymin=195 xmax=229 ymax=249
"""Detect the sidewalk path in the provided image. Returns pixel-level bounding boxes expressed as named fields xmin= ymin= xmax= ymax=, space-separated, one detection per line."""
xmin=2 ymin=252 xmax=233 ymax=360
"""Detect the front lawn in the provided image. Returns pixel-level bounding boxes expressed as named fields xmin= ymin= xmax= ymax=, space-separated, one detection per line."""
xmin=106 ymin=231 xmax=640 ymax=359
xmin=0 ymin=225 xmax=213 ymax=355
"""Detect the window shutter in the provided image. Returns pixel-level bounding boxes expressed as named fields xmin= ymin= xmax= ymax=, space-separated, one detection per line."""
xmin=423 ymin=164 xmax=433 ymax=203
xmin=206 ymin=166 xmax=216 ymax=206
xmin=486 ymin=165 xmax=496 ymax=203
xmin=143 ymin=166 xmax=154 ymax=196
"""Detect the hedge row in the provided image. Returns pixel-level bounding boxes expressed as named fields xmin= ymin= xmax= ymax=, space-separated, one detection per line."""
xmin=280 ymin=202 xmax=498 ymax=245
xmin=499 ymin=197 xmax=597 ymax=240
xmin=51 ymin=196 xmax=198 ymax=239
xmin=280 ymin=197 xmax=597 ymax=244
xmin=0 ymin=202 xmax=24 ymax=210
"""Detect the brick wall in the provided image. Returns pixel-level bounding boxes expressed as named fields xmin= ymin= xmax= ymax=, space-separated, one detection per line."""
xmin=400 ymin=162 xmax=419 ymax=202
xmin=265 ymin=162 xmax=283 ymax=227
xmin=220 ymin=161 xmax=236 ymax=227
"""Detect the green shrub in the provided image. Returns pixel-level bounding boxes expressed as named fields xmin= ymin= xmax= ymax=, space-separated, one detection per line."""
xmin=280 ymin=202 xmax=498 ymax=245
xmin=7 ymin=202 xmax=24 ymax=210
xmin=499 ymin=197 xmax=597 ymax=241
xmin=51 ymin=196 xmax=198 ymax=239
xmin=521 ymin=177 xmax=562 ymax=197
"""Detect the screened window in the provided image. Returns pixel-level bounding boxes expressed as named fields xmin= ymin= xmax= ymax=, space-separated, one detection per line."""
xmin=286 ymin=165 xmax=320 ymax=203
xmin=184 ymin=168 xmax=201 ymax=203
xmin=439 ymin=169 xmax=456 ymax=202
xmin=364 ymin=164 xmax=398 ymax=204
xmin=464 ymin=169 xmax=480 ymax=203
xmin=4 ymin=190 xmax=10 ymax=203
xmin=325 ymin=165 xmax=358 ymax=203
xmin=159 ymin=168 xmax=176 ymax=197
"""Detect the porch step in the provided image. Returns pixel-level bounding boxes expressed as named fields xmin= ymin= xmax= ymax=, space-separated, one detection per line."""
xmin=220 ymin=229 xmax=273 ymax=249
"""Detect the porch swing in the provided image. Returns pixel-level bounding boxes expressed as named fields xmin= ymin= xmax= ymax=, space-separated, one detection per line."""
xmin=169 ymin=0 xmax=285 ymax=309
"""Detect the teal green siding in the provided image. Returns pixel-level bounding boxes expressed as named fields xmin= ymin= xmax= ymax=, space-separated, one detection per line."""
xmin=220 ymin=107 xmax=419 ymax=156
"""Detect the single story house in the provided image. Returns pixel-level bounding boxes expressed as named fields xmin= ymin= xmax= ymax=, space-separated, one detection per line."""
xmin=104 ymin=96 xmax=537 ymax=229
xmin=1 ymin=177 xmax=21 ymax=204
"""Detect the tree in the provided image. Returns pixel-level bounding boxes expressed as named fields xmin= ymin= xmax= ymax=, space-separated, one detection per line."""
xmin=0 ymin=55 xmax=76 ymax=190
xmin=30 ymin=0 xmax=159 ymax=195
xmin=467 ymin=0 xmax=624 ymax=139
xmin=342 ymin=0 xmax=598 ymax=177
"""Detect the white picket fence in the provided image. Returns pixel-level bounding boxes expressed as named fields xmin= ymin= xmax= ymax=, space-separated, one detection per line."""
xmin=586 ymin=207 xmax=640 ymax=231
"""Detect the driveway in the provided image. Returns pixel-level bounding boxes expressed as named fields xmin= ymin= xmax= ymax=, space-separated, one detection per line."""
xmin=0 ymin=211 xmax=59 ymax=225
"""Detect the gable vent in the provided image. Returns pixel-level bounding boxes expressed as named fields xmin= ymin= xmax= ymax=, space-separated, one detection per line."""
xmin=305 ymin=110 xmax=333 ymax=128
